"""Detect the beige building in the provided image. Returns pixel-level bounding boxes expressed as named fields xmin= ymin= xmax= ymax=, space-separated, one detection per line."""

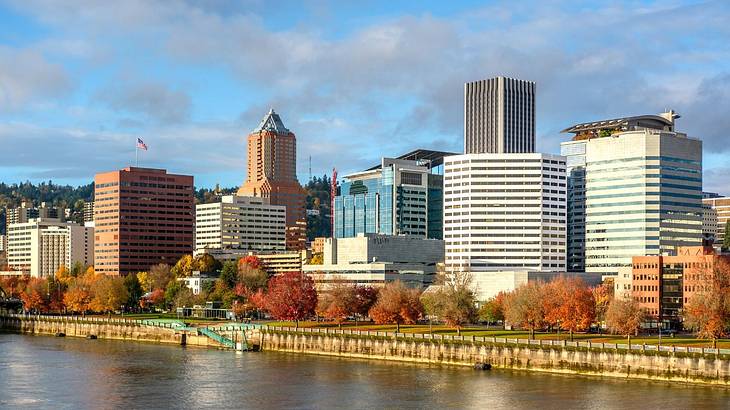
xmin=195 ymin=195 xmax=286 ymax=254
xmin=703 ymin=197 xmax=730 ymax=246
xmin=6 ymin=218 xmax=94 ymax=277
xmin=303 ymin=234 xmax=444 ymax=289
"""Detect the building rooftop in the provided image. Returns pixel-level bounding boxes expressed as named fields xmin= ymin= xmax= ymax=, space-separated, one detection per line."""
xmin=253 ymin=109 xmax=291 ymax=135
xmin=561 ymin=111 xmax=679 ymax=140
xmin=365 ymin=148 xmax=459 ymax=171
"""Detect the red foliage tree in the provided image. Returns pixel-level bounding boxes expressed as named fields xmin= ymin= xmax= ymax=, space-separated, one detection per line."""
xmin=354 ymin=286 xmax=379 ymax=318
xmin=368 ymin=281 xmax=423 ymax=332
xmin=317 ymin=282 xmax=356 ymax=328
xmin=260 ymin=272 xmax=317 ymax=328
xmin=20 ymin=278 xmax=50 ymax=313
xmin=238 ymin=255 xmax=262 ymax=271
xmin=543 ymin=277 xmax=595 ymax=340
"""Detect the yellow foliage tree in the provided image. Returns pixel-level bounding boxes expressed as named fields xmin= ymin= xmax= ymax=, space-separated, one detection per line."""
xmin=90 ymin=275 xmax=128 ymax=313
xmin=137 ymin=271 xmax=153 ymax=293
xmin=55 ymin=265 xmax=73 ymax=286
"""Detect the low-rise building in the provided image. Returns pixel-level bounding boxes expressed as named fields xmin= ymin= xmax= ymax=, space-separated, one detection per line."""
xmin=177 ymin=271 xmax=216 ymax=295
xmin=303 ymin=234 xmax=444 ymax=289
xmin=470 ymin=270 xmax=603 ymax=302
xmin=6 ymin=218 xmax=94 ymax=277
xmin=631 ymin=246 xmax=729 ymax=328
xmin=195 ymin=195 xmax=286 ymax=254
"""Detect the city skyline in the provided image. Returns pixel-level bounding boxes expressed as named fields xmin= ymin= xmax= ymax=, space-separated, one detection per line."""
xmin=1 ymin=1 xmax=730 ymax=194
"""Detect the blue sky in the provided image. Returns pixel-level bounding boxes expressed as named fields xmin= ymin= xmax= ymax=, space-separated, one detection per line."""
xmin=1 ymin=0 xmax=729 ymax=193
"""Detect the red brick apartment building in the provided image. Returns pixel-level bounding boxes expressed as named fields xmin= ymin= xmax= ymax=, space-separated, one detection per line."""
xmin=632 ymin=246 xmax=730 ymax=327
xmin=94 ymin=167 xmax=194 ymax=276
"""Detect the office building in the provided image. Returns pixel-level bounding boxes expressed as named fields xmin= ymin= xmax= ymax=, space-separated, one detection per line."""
xmin=333 ymin=149 xmax=452 ymax=240
xmin=443 ymin=152 xmax=567 ymax=277
xmin=5 ymin=202 xmax=62 ymax=227
xmin=195 ymin=195 xmax=286 ymax=254
xmin=464 ymin=76 xmax=535 ymax=154
xmin=703 ymin=197 xmax=730 ymax=247
xmin=238 ymin=109 xmax=307 ymax=251
xmin=561 ymin=111 xmax=702 ymax=276
xmin=94 ymin=167 xmax=194 ymax=276
xmin=631 ymin=246 xmax=729 ymax=327
xmin=303 ymin=234 xmax=444 ymax=289
xmin=6 ymin=218 xmax=93 ymax=277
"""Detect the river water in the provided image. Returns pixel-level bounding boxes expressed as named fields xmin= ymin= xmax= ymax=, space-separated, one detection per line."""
xmin=1 ymin=333 xmax=728 ymax=409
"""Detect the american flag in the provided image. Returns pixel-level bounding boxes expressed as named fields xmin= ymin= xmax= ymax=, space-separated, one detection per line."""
xmin=136 ymin=138 xmax=148 ymax=151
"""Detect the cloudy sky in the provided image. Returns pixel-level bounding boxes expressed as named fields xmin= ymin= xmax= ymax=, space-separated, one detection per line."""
xmin=1 ymin=0 xmax=729 ymax=192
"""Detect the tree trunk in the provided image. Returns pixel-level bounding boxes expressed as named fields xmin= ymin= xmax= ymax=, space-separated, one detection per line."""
xmin=713 ymin=338 xmax=717 ymax=349
xmin=569 ymin=329 xmax=573 ymax=342
xmin=396 ymin=322 xmax=400 ymax=333
xmin=457 ymin=327 xmax=461 ymax=336
xmin=530 ymin=327 xmax=535 ymax=340
xmin=627 ymin=334 xmax=631 ymax=346
xmin=429 ymin=317 xmax=433 ymax=334
xmin=295 ymin=319 xmax=299 ymax=329
xmin=338 ymin=321 xmax=342 ymax=329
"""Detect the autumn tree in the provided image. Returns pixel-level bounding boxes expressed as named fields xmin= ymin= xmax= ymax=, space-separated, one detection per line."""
xmin=20 ymin=277 xmax=50 ymax=313
xmin=137 ymin=271 xmax=153 ymax=293
xmin=504 ymin=282 xmax=545 ymax=339
xmin=369 ymin=281 xmax=424 ymax=332
xmin=421 ymin=272 xmax=476 ymax=335
xmin=64 ymin=276 xmax=94 ymax=313
xmin=90 ymin=275 xmax=128 ymax=313
xmin=195 ymin=253 xmax=221 ymax=274
xmin=605 ymin=298 xmax=645 ymax=345
xmin=237 ymin=258 xmax=268 ymax=292
xmin=723 ymin=220 xmax=730 ymax=251
xmin=543 ymin=277 xmax=595 ymax=341
xmin=478 ymin=292 xmax=506 ymax=326
xmin=259 ymin=271 xmax=318 ymax=328
xmin=317 ymin=280 xmax=356 ymax=328
xmin=219 ymin=260 xmax=238 ymax=288
xmin=592 ymin=283 xmax=614 ymax=330
xmin=353 ymin=286 xmax=379 ymax=323
xmin=683 ymin=259 xmax=730 ymax=348
xmin=171 ymin=255 xmax=196 ymax=277
xmin=149 ymin=263 xmax=173 ymax=290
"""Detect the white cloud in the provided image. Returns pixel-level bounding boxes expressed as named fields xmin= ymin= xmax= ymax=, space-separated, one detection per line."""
xmin=0 ymin=45 xmax=72 ymax=111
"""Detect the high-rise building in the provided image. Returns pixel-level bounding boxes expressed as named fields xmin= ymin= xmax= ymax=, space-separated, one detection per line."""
xmin=464 ymin=76 xmax=535 ymax=154
xmin=333 ymin=150 xmax=451 ymax=240
xmin=561 ymin=111 xmax=702 ymax=276
xmin=195 ymin=195 xmax=286 ymax=254
xmin=443 ymin=152 xmax=567 ymax=275
xmin=703 ymin=197 xmax=730 ymax=247
xmin=5 ymin=202 xmax=62 ymax=227
xmin=94 ymin=167 xmax=194 ymax=276
xmin=238 ymin=109 xmax=307 ymax=250
xmin=6 ymin=218 xmax=93 ymax=277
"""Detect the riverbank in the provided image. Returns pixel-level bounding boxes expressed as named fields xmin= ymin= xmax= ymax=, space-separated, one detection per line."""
xmin=4 ymin=315 xmax=730 ymax=386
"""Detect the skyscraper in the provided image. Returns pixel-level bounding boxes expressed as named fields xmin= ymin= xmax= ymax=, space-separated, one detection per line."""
xmin=238 ymin=109 xmax=307 ymax=250
xmin=464 ymin=76 xmax=535 ymax=154
xmin=561 ymin=111 xmax=702 ymax=275
xmin=94 ymin=167 xmax=194 ymax=276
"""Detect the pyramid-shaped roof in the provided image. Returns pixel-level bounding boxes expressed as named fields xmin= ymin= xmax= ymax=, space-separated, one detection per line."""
xmin=253 ymin=109 xmax=291 ymax=134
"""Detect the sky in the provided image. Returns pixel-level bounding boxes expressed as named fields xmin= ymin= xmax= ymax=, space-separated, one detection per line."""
xmin=1 ymin=0 xmax=729 ymax=192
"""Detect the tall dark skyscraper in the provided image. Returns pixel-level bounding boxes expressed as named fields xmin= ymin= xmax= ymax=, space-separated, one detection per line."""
xmin=464 ymin=76 xmax=536 ymax=154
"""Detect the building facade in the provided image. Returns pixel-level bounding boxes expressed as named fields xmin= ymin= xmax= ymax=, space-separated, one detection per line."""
xmin=561 ymin=112 xmax=703 ymax=276
xmin=631 ymin=246 xmax=729 ymax=327
xmin=303 ymin=234 xmax=444 ymax=289
xmin=333 ymin=156 xmax=444 ymax=240
xmin=6 ymin=219 xmax=93 ymax=277
xmin=443 ymin=152 xmax=567 ymax=274
xmin=195 ymin=195 xmax=286 ymax=254
xmin=237 ymin=109 xmax=307 ymax=251
xmin=94 ymin=167 xmax=194 ymax=276
xmin=464 ymin=76 xmax=535 ymax=154
xmin=703 ymin=197 xmax=730 ymax=247
xmin=83 ymin=201 xmax=95 ymax=223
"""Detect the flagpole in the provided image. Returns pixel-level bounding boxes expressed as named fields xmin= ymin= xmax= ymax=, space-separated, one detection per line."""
xmin=135 ymin=145 xmax=138 ymax=167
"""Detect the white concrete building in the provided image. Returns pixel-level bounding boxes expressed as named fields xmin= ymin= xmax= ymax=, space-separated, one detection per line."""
xmin=469 ymin=270 xmax=602 ymax=302
xmin=443 ymin=152 xmax=567 ymax=275
xmin=6 ymin=218 xmax=94 ymax=277
xmin=178 ymin=271 xmax=216 ymax=295
xmin=303 ymin=234 xmax=444 ymax=289
xmin=195 ymin=195 xmax=286 ymax=254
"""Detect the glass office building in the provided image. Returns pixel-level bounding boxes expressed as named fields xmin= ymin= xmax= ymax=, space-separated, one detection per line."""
xmin=334 ymin=157 xmax=444 ymax=239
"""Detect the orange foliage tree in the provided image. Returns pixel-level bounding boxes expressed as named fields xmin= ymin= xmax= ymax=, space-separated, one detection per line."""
xmin=543 ymin=277 xmax=595 ymax=341
xmin=478 ymin=292 xmax=507 ymax=326
xmin=90 ymin=275 xmax=128 ymax=313
xmin=20 ymin=277 xmax=50 ymax=312
xmin=683 ymin=259 xmax=730 ymax=348
xmin=317 ymin=280 xmax=356 ymax=328
xmin=368 ymin=281 xmax=423 ymax=332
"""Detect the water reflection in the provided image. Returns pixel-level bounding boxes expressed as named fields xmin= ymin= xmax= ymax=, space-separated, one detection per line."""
xmin=1 ymin=334 xmax=728 ymax=409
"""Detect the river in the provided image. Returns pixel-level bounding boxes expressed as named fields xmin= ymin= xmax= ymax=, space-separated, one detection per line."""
xmin=1 ymin=333 xmax=728 ymax=409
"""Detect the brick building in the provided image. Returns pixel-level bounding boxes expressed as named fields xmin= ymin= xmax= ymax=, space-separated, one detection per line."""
xmin=631 ymin=246 xmax=730 ymax=327
xmin=238 ymin=109 xmax=307 ymax=250
xmin=94 ymin=167 xmax=194 ymax=276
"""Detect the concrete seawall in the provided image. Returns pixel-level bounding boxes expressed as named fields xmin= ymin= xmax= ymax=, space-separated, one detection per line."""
xmin=0 ymin=315 xmax=225 ymax=348
xmin=261 ymin=328 xmax=730 ymax=386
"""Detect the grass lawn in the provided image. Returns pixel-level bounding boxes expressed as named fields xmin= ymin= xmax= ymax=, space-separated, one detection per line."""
xmin=262 ymin=320 xmax=730 ymax=348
